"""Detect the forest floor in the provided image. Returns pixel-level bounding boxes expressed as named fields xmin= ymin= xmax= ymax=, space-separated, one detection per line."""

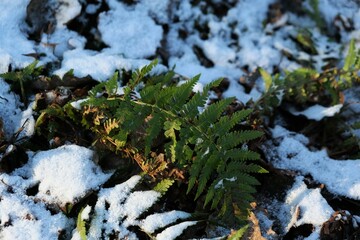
xmin=1 ymin=0 xmax=360 ymax=239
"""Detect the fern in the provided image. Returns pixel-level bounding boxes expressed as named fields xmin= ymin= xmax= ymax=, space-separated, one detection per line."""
xmin=35 ymin=60 xmax=266 ymax=223
xmin=153 ymin=178 xmax=175 ymax=195
xmin=76 ymin=207 xmax=88 ymax=240
xmin=0 ymin=60 xmax=42 ymax=105
xmin=256 ymin=39 xmax=360 ymax=112
xmin=227 ymin=224 xmax=249 ymax=240
xmin=82 ymin=61 xmax=265 ymax=221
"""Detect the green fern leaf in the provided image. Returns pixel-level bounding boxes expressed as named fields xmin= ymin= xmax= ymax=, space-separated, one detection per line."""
xmin=144 ymin=112 xmax=165 ymax=156
xmin=89 ymin=81 xmax=107 ymax=97
xmin=212 ymin=109 xmax=253 ymax=137
xmin=0 ymin=71 xmax=18 ymax=81
xmin=77 ymin=207 xmax=88 ymax=240
xmin=224 ymin=149 xmax=260 ymax=161
xmin=344 ymin=39 xmax=356 ymax=72
xmin=170 ymin=75 xmax=199 ymax=111
xmin=217 ymin=130 xmax=263 ymax=149
xmin=198 ymin=97 xmax=234 ymax=130
xmin=195 ymin=154 xmax=219 ymax=199
xmin=352 ymin=121 xmax=360 ymax=129
xmin=227 ymin=225 xmax=249 ymax=240
xmin=105 ymin=72 xmax=119 ymax=96
xmin=226 ymin=162 xmax=267 ymax=174
xmin=33 ymin=60 xmax=266 ymax=225
xmin=187 ymin=155 xmax=206 ymax=193
xmin=181 ymin=78 xmax=222 ymax=119
xmin=164 ymin=119 xmax=181 ymax=162
xmin=153 ymin=179 xmax=174 ymax=195
xmin=125 ymin=59 xmax=158 ymax=97
xmin=259 ymin=67 xmax=272 ymax=92
xmin=140 ymin=82 xmax=163 ymax=103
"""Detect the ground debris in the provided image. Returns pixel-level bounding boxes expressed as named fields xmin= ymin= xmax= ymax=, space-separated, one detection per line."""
xmin=320 ymin=210 xmax=360 ymax=240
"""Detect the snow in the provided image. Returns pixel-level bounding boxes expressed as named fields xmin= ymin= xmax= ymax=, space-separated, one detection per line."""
xmin=140 ymin=210 xmax=191 ymax=233
xmin=289 ymin=104 xmax=343 ymax=121
xmin=0 ymin=79 xmax=23 ymax=138
xmin=156 ymin=221 xmax=198 ymax=240
xmin=54 ymin=49 xmax=166 ymax=81
xmin=70 ymin=98 xmax=88 ymax=110
xmin=80 ymin=205 xmax=92 ymax=221
xmin=0 ymin=182 xmax=71 ymax=239
xmin=98 ymin=0 xmax=163 ymax=59
xmin=265 ymin=126 xmax=360 ymax=200
xmin=30 ymin=145 xmax=112 ymax=206
xmin=282 ymin=177 xmax=333 ymax=232
xmin=258 ymin=176 xmax=334 ymax=238
xmin=55 ymin=0 xmax=82 ymax=28
xmin=0 ymin=0 xmax=35 ymax=73
xmin=215 ymin=177 xmax=237 ymax=189
xmin=122 ymin=191 xmax=161 ymax=224
xmin=86 ymin=175 xmax=166 ymax=239
xmin=18 ymin=102 xmax=36 ymax=138
xmin=87 ymin=175 xmax=142 ymax=239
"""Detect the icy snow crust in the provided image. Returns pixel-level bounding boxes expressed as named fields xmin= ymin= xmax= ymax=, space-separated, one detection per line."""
xmin=1 ymin=0 xmax=360 ymax=238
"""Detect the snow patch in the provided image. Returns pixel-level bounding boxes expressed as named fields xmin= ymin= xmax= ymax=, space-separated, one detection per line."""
xmin=140 ymin=210 xmax=191 ymax=234
xmin=55 ymin=49 xmax=166 ymax=80
xmin=0 ymin=0 xmax=35 ymax=73
xmin=289 ymin=104 xmax=343 ymax=121
xmin=266 ymin=126 xmax=360 ymax=200
xmin=0 ymin=184 xmax=71 ymax=240
xmin=99 ymin=0 xmax=163 ymax=58
xmin=156 ymin=221 xmax=198 ymax=240
xmin=30 ymin=145 xmax=111 ymax=205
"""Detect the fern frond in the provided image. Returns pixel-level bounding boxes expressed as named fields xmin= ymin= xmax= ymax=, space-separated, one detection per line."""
xmin=23 ymin=60 xmax=40 ymax=76
xmin=153 ymin=179 xmax=174 ymax=195
xmin=227 ymin=225 xmax=249 ymax=240
xmin=77 ymin=207 xmax=88 ymax=240
xmin=170 ymin=75 xmax=199 ymax=111
xmin=198 ymin=98 xmax=234 ymax=130
xmin=164 ymin=119 xmax=181 ymax=162
xmin=217 ymin=130 xmax=263 ymax=149
xmin=181 ymin=78 xmax=222 ymax=119
xmin=344 ymin=39 xmax=356 ymax=72
xmin=212 ymin=109 xmax=253 ymax=137
xmin=187 ymin=156 xmax=206 ymax=194
xmin=224 ymin=149 xmax=260 ymax=161
xmin=104 ymin=118 xmax=119 ymax=134
xmin=144 ymin=113 xmax=165 ymax=156
xmin=125 ymin=59 xmax=158 ymax=97
xmin=195 ymin=154 xmax=219 ymax=199
xmin=34 ymin=60 xmax=266 ymax=225
xmin=140 ymin=82 xmax=163 ymax=103
xmin=89 ymin=82 xmax=107 ymax=97
xmin=105 ymin=72 xmax=119 ymax=96
xmin=226 ymin=162 xmax=267 ymax=174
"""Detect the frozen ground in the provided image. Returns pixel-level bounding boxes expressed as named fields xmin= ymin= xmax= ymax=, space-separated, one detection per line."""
xmin=1 ymin=0 xmax=360 ymax=239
